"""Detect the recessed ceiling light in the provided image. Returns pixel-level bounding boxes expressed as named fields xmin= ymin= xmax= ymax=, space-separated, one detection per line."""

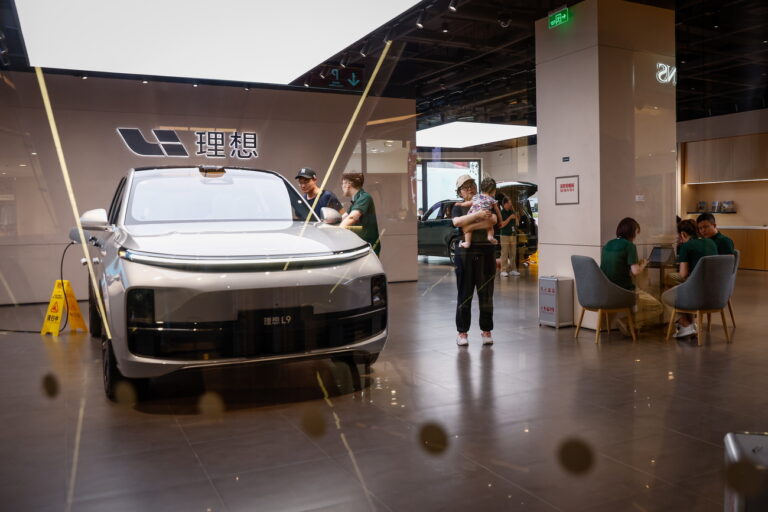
xmin=81 ymin=75 xmax=88 ymax=79
xmin=416 ymin=121 xmax=537 ymax=148
xmin=15 ymin=1 xmax=421 ymax=85
xmin=141 ymin=80 xmax=148 ymax=84
xmin=19 ymin=164 xmax=27 ymax=167
xmin=713 ymin=25 xmax=719 ymax=29
xmin=31 ymin=152 xmax=37 ymax=156
xmin=193 ymin=83 xmax=198 ymax=87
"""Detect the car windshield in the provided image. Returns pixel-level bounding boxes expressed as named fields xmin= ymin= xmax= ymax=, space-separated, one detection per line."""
xmin=125 ymin=169 xmax=317 ymax=224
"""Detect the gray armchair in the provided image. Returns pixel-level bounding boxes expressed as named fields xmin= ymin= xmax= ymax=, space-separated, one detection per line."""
xmin=726 ymin=249 xmax=740 ymax=328
xmin=571 ymin=255 xmax=637 ymax=344
xmin=661 ymin=254 xmax=735 ymax=346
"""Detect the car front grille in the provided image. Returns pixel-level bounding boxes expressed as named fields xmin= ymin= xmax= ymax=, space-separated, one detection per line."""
xmin=127 ymin=306 xmax=387 ymax=360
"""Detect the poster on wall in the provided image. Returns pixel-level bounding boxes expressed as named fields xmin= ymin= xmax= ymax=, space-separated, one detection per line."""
xmin=555 ymin=175 xmax=579 ymax=205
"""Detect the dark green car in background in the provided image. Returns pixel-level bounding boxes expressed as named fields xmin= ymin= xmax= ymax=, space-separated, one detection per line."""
xmin=417 ymin=181 xmax=538 ymax=264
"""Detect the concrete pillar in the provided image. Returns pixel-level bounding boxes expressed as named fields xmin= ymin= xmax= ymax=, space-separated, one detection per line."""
xmin=535 ymin=0 xmax=677 ymax=327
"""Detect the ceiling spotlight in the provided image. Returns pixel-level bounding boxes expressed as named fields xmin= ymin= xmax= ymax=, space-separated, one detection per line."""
xmin=141 ymin=80 xmax=148 ymax=84
xmin=193 ymin=83 xmax=198 ymax=87
xmin=31 ymin=152 xmax=37 ymax=156
xmin=244 ymin=87 xmax=249 ymax=91
xmin=383 ymin=28 xmax=392 ymax=43
xmin=416 ymin=11 xmax=425 ymax=29
xmin=441 ymin=23 xmax=449 ymax=33
xmin=81 ymin=75 xmax=88 ymax=80
xmin=318 ymin=67 xmax=328 ymax=79
xmin=339 ymin=54 xmax=349 ymax=68
xmin=303 ymin=76 xmax=310 ymax=87
xmin=359 ymin=42 xmax=369 ymax=58
xmin=448 ymin=0 xmax=458 ymax=12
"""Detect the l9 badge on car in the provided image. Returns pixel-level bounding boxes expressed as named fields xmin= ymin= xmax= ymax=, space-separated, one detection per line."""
xmin=264 ymin=315 xmax=292 ymax=326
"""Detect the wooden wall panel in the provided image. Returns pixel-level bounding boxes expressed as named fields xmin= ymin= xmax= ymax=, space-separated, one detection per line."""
xmin=684 ymin=133 xmax=768 ymax=184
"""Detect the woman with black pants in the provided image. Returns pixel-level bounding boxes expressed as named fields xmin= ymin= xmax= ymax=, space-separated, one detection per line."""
xmin=451 ymin=175 xmax=496 ymax=347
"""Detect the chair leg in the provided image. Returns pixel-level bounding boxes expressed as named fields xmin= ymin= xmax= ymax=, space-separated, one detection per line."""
xmin=696 ymin=311 xmax=704 ymax=346
xmin=728 ymin=299 xmax=736 ymax=328
xmin=626 ymin=309 xmax=637 ymax=343
xmin=666 ymin=309 xmax=677 ymax=341
xmin=595 ymin=309 xmax=602 ymax=345
xmin=574 ymin=308 xmax=585 ymax=339
xmin=605 ymin=312 xmax=610 ymax=338
xmin=721 ymin=309 xmax=731 ymax=343
xmin=706 ymin=313 xmax=711 ymax=332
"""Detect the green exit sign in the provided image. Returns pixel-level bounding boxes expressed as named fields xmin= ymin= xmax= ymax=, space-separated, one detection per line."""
xmin=548 ymin=8 xmax=569 ymax=29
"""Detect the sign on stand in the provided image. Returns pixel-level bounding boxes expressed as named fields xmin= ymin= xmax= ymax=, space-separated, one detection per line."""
xmin=41 ymin=280 xmax=88 ymax=336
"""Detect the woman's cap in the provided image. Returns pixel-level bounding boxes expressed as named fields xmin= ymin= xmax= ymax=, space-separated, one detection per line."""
xmin=455 ymin=174 xmax=475 ymax=190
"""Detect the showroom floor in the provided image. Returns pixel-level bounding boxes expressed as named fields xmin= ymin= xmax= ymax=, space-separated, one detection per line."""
xmin=2 ymin=258 xmax=768 ymax=511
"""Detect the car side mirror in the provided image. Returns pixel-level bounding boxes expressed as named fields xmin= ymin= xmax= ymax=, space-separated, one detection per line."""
xmin=80 ymin=208 xmax=109 ymax=231
xmin=321 ymin=207 xmax=341 ymax=225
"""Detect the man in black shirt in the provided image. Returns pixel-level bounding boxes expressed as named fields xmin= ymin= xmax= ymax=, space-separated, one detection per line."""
xmin=295 ymin=167 xmax=343 ymax=220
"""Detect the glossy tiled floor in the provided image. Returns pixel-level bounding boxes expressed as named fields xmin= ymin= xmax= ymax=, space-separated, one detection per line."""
xmin=2 ymin=258 xmax=767 ymax=511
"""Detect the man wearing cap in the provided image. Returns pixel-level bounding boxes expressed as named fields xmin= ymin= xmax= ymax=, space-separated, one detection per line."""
xmin=451 ymin=174 xmax=496 ymax=347
xmin=294 ymin=167 xmax=343 ymax=220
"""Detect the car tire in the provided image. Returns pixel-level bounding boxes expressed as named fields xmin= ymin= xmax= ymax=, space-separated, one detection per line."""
xmin=360 ymin=352 xmax=379 ymax=366
xmin=102 ymin=339 xmax=149 ymax=402
xmin=448 ymin=237 xmax=459 ymax=265
xmin=88 ymin=283 xmax=103 ymax=339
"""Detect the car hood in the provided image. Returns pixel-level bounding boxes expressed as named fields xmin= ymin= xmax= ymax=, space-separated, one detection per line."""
xmin=121 ymin=221 xmax=367 ymax=257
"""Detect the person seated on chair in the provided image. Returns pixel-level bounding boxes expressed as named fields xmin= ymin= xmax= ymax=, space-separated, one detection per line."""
xmin=696 ymin=213 xmax=735 ymax=255
xmin=601 ymin=217 xmax=663 ymax=336
xmin=667 ymin=219 xmax=717 ymax=337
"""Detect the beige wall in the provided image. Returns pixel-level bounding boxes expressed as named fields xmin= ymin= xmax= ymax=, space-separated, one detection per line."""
xmin=0 ymin=72 xmax=417 ymax=304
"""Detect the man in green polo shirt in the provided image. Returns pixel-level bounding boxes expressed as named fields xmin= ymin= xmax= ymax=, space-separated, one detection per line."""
xmin=696 ymin=213 xmax=735 ymax=255
xmin=340 ymin=171 xmax=381 ymax=255
xmin=667 ymin=219 xmax=717 ymax=337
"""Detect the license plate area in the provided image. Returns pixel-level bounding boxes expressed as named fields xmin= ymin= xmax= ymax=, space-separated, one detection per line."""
xmin=235 ymin=306 xmax=315 ymax=356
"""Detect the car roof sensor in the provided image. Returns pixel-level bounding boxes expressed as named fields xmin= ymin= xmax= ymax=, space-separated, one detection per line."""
xmin=199 ymin=166 xmax=226 ymax=177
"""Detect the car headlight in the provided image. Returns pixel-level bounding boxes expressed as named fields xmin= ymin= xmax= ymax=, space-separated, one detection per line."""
xmin=371 ymin=274 xmax=387 ymax=307
xmin=127 ymin=288 xmax=155 ymax=325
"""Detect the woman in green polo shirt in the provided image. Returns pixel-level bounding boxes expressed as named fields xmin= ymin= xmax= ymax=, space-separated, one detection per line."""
xmin=600 ymin=217 xmax=663 ymax=335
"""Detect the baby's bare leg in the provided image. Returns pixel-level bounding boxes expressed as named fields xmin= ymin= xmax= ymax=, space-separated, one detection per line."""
xmin=460 ymin=230 xmax=472 ymax=248
xmin=486 ymin=213 xmax=498 ymax=244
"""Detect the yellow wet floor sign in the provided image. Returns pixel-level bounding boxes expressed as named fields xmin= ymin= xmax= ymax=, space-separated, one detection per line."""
xmin=41 ymin=280 xmax=88 ymax=336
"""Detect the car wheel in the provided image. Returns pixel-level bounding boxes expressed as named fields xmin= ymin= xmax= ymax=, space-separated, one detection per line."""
xmin=359 ymin=352 xmax=379 ymax=366
xmin=448 ymin=238 xmax=459 ymax=265
xmin=88 ymin=283 xmax=103 ymax=339
xmin=102 ymin=339 xmax=149 ymax=402
xmin=102 ymin=338 xmax=121 ymax=401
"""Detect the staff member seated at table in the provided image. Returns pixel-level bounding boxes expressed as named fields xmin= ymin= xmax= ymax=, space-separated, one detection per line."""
xmin=667 ymin=219 xmax=717 ymax=337
xmin=601 ymin=217 xmax=663 ymax=336
xmin=696 ymin=213 xmax=735 ymax=255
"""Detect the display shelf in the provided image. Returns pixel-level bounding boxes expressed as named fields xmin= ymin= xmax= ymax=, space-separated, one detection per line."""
xmin=685 ymin=211 xmax=737 ymax=214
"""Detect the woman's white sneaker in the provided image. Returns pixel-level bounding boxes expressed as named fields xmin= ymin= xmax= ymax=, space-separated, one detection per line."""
xmin=456 ymin=333 xmax=469 ymax=346
xmin=481 ymin=331 xmax=494 ymax=345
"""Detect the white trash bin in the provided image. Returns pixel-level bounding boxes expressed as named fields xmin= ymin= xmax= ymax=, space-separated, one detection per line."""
xmin=538 ymin=276 xmax=574 ymax=328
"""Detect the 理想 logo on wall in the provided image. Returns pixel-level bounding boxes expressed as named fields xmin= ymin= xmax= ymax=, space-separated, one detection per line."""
xmin=117 ymin=128 xmax=259 ymax=159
